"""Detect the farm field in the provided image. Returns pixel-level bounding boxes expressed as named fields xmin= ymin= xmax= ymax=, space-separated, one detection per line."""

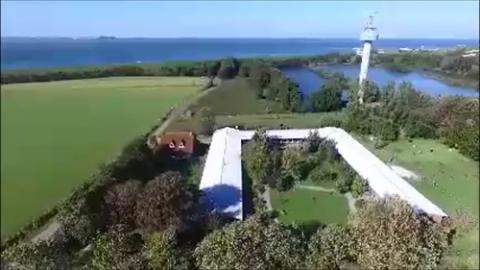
xmin=356 ymin=136 xmax=479 ymax=269
xmin=1 ymin=76 xmax=199 ymax=237
xmin=271 ymin=188 xmax=349 ymax=225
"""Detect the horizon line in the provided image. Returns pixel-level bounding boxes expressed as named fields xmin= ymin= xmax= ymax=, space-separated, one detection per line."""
xmin=2 ymin=36 xmax=479 ymax=41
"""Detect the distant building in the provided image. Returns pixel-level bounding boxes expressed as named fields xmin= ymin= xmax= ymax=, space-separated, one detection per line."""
xmin=399 ymin=47 xmax=413 ymax=52
xmin=157 ymin=131 xmax=196 ymax=157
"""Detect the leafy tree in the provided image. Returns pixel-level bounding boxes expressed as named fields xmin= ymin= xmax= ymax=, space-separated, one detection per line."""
xmin=372 ymin=118 xmax=399 ymax=143
xmin=306 ymin=131 xmax=322 ymax=153
xmin=1 ymin=240 xmax=70 ymax=270
xmin=350 ymin=176 xmax=368 ymax=198
xmin=242 ymin=131 xmax=273 ymax=188
xmin=206 ymin=61 xmax=221 ymax=78
xmin=217 ymin=58 xmax=239 ymax=79
xmin=91 ymin=226 xmax=145 ymax=270
xmin=101 ymin=180 xmax=142 ymax=229
xmin=434 ymin=97 xmax=479 ymax=161
xmin=135 ymin=171 xmax=193 ymax=232
xmin=311 ymin=82 xmax=342 ymax=112
xmin=144 ymin=229 xmax=189 ymax=270
xmin=249 ymin=62 xmax=271 ymax=89
xmin=350 ymin=197 xmax=449 ymax=270
xmin=58 ymin=197 xmax=97 ymax=247
xmin=345 ymin=102 xmax=374 ymax=135
xmin=280 ymin=145 xmax=306 ymax=183
xmin=194 ymin=214 xmax=305 ymax=270
xmin=404 ymin=111 xmax=437 ymax=139
xmin=306 ymin=224 xmax=354 ymax=270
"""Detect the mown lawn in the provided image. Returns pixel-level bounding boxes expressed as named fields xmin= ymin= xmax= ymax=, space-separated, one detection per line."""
xmin=1 ymin=77 xmax=199 ymax=237
xmin=355 ymin=136 xmax=479 ymax=269
xmin=271 ymin=188 xmax=349 ymax=225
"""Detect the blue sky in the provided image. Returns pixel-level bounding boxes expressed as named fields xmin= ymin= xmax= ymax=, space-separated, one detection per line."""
xmin=1 ymin=1 xmax=479 ymax=39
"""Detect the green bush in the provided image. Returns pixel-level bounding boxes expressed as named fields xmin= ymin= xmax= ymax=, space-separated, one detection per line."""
xmin=404 ymin=113 xmax=437 ymax=139
xmin=306 ymin=224 xmax=354 ymax=270
xmin=310 ymin=84 xmax=342 ymax=112
xmin=373 ymin=118 xmax=399 ymax=142
xmin=350 ymin=176 xmax=368 ymax=198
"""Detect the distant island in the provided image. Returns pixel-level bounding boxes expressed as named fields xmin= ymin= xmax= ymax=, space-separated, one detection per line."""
xmin=97 ymin=36 xmax=116 ymax=40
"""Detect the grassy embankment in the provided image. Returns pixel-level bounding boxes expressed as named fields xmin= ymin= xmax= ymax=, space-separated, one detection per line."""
xmin=356 ymin=136 xmax=479 ymax=269
xmin=1 ymin=77 xmax=199 ymax=237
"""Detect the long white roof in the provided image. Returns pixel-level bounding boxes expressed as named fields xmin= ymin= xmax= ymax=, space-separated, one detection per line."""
xmin=200 ymin=127 xmax=447 ymax=220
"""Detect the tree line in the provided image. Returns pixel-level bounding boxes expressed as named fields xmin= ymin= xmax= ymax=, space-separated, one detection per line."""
xmin=306 ymin=71 xmax=479 ymax=161
xmin=0 ymin=53 xmax=356 ymax=85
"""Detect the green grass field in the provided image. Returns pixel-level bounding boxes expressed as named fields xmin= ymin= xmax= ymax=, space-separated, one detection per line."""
xmin=1 ymin=77 xmax=199 ymax=237
xmin=189 ymin=78 xmax=284 ymax=115
xmin=271 ymin=188 xmax=349 ymax=225
xmin=356 ymin=136 xmax=479 ymax=269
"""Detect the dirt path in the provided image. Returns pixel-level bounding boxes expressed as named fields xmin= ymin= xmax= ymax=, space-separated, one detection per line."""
xmin=295 ymin=184 xmax=335 ymax=193
xmin=31 ymin=221 xmax=61 ymax=243
xmin=344 ymin=192 xmax=356 ymax=213
xmin=151 ymin=82 xmax=218 ymax=138
xmin=262 ymin=185 xmax=273 ymax=211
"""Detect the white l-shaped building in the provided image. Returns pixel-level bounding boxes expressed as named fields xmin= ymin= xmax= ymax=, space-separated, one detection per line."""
xmin=199 ymin=127 xmax=447 ymax=222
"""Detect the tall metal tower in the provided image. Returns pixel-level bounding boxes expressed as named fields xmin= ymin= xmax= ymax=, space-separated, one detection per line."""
xmin=358 ymin=14 xmax=379 ymax=103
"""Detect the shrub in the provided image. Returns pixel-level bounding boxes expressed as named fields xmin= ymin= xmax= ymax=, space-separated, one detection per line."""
xmin=144 ymin=229 xmax=187 ymax=270
xmin=373 ymin=118 xmax=399 ymax=142
xmin=310 ymin=84 xmax=342 ymax=112
xmin=435 ymin=97 xmax=479 ymax=161
xmin=91 ymin=226 xmax=145 ymax=270
xmin=306 ymin=131 xmax=321 ymax=153
xmin=404 ymin=112 xmax=437 ymax=139
xmin=350 ymin=176 xmax=368 ymax=198
xmin=194 ymin=214 xmax=305 ymax=270
xmin=350 ymin=197 xmax=449 ymax=270
xmin=1 ymin=240 xmax=71 ymax=270
xmin=306 ymin=224 xmax=354 ymax=270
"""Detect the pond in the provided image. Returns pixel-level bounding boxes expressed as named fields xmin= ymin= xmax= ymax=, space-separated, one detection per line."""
xmin=281 ymin=65 xmax=479 ymax=98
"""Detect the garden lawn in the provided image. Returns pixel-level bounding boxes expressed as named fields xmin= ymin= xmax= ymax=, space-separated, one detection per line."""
xmin=1 ymin=76 xmax=199 ymax=237
xmin=271 ymin=188 xmax=349 ymax=225
xmin=355 ymin=136 xmax=479 ymax=269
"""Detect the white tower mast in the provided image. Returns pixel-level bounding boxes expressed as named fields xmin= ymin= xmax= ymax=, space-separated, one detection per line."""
xmin=358 ymin=14 xmax=379 ymax=103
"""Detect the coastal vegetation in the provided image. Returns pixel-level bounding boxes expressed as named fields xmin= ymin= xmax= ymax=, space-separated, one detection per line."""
xmin=1 ymin=77 xmax=199 ymax=236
